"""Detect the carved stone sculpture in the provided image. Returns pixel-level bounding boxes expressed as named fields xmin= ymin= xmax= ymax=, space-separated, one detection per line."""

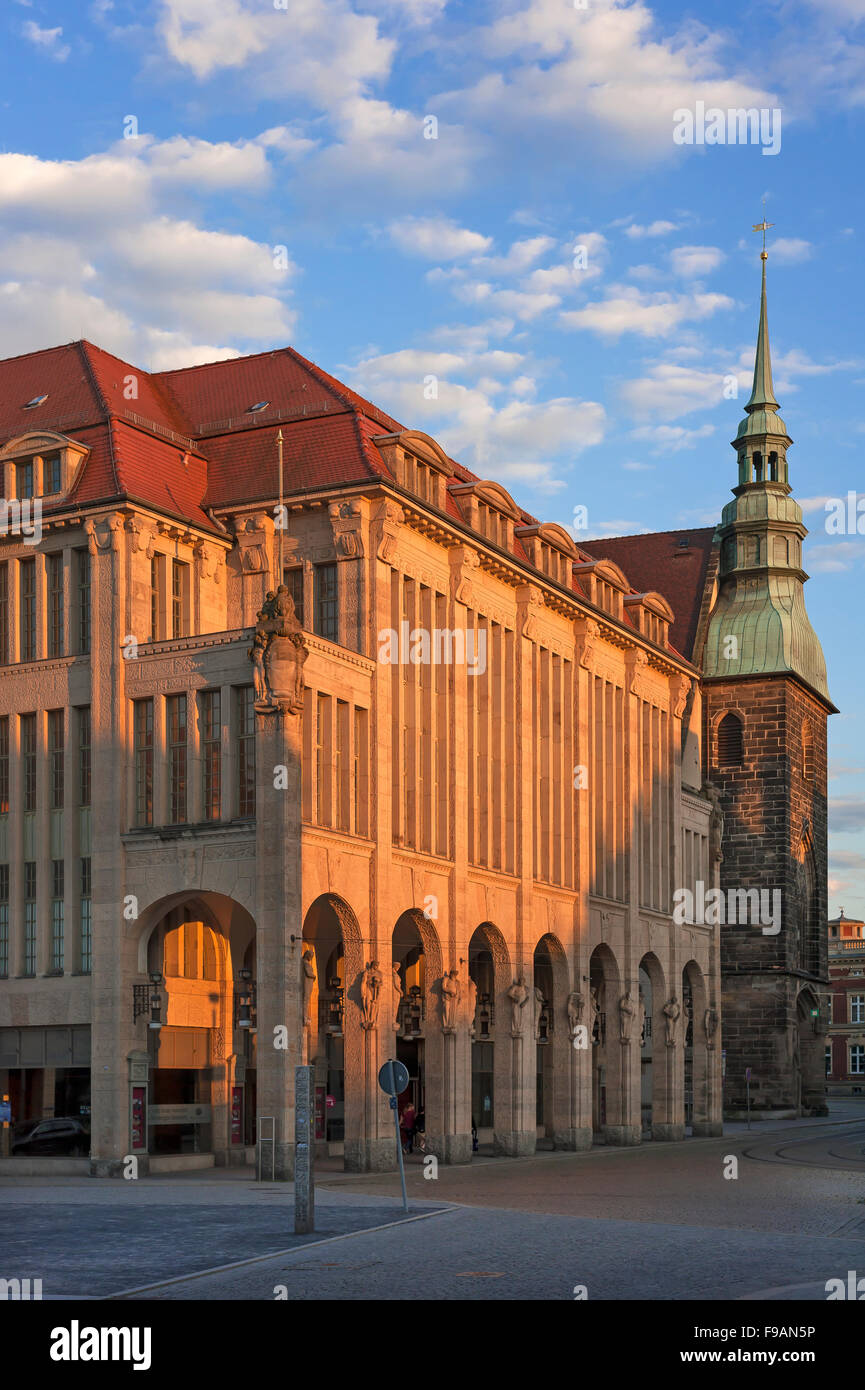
xmin=637 ymin=993 xmax=646 ymax=1047
xmin=507 ymin=977 xmax=530 ymax=1035
xmin=467 ymin=975 xmax=478 ymax=1037
xmin=360 ymin=960 xmax=383 ymax=1030
xmin=590 ymin=986 xmax=601 ymax=1044
xmin=301 ymin=947 xmax=316 ymax=1027
xmin=249 ymin=583 xmax=307 ymax=711
xmin=441 ymin=967 xmax=461 ymax=1032
xmin=618 ymin=990 xmax=635 ymax=1042
xmin=566 ymin=991 xmax=584 ymax=1037
xmin=703 ymin=1007 xmax=718 ymax=1049
xmin=663 ymin=994 xmax=681 ymax=1047
xmin=392 ymin=961 xmax=403 ymax=1033
xmin=534 ymin=985 xmax=545 ymax=1040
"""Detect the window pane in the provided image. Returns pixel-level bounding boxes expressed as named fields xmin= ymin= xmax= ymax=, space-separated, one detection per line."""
xmin=314 ymin=563 xmax=338 ymax=643
xmin=236 ymin=687 xmax=255 ymax=817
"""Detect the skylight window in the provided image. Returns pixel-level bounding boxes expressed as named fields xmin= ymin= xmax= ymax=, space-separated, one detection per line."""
xmin=23 ymin=394 xmax=48 ymax=409
xmin=248 ymin=400 xmax=270 ymax=413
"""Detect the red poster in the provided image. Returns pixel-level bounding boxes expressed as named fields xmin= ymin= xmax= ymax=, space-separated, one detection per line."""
xmin=231 ymin=1086 xmax=243 ymax=1144
xmin=131 ymin=1086 xmax=146 ymax=1150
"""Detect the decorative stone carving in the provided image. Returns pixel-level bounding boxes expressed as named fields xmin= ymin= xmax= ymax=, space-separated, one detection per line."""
xmin=637 ymin=992 xmax=646 ymax=1046
xmin=517 ymin=584 xmax=546 ymax=641
xmin=249 ymin=584 xmax=307 ymax=712
xmin=618 ymin=990 xmax=635 ymax=1042
xmin=533 ymin=985 xmax=545 ymax=1040
xmin=625 ymin=646 xmax=649 ymax=694
xmin=574 ymin=616 xmax=599 ymax=670
xmin=449 ymin=545 xmax=480 ymax=607
xmin=467 ymin=975 xmax=478 ymax=1038
xmin=392 ymin=961 xmax=403 ymax=1033
xmin=670 ymin=674 xmax=691 ymax=720
xmin=567 ymin=991 xmax=584 ymax=1036
xmin=301 ymin=948 xmax=316 ymax=1028
xmin=507 ymin=976 xmax=530 ymax=1035
xmin=374 ymin=500 xmax=404 ymax=564
xmin=329 ymin=498 xmax=365 ymax=559
xmin=441 ymin=967 xmax=461 ymax=1033
xmin=590 ymin=987 xmax=601 ymax=1043
xmin=705 ymin=783 xmax=725 ymax=864
xmin=663 ymin=994 xmax=681 ymax=1047
xmin=703 ymin=1007 xmax=718 ymax=1049
xmin=360 ymin=960 xmax=384 ymax=1030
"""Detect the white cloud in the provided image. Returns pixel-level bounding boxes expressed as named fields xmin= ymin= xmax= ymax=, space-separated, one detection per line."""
xmin=631 ymin=423 xmax=716 ymax=452
xmin=388 ymin=217 xmax=492 ymax=260
xmin=470 ymin=236 xmax=557 ymax=276
xmin=770 ymin=237 xmax=813 ymax=264
xmin=22 ymin=20 xmax=70 ymax=61
xmin=670 ymin=245 xmax=725 ymax=278
xmin=561 ymin=286 xmax=733 ymax=339
xmin=625 ymin=220 xmax=679 ymax=239
xmin=0 ymin=137 xmax=296 ymax=368
xmin=621 ymin=360 xmax=733 ymax=418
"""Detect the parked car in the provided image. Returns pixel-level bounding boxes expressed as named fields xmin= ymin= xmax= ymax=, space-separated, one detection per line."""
xmin=11 ymin=1117 xmax=90 ymax=1156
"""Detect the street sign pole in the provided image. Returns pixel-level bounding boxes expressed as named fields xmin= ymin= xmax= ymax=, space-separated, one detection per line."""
xmin=379 ymin=1059 xmax=410 ymax=1215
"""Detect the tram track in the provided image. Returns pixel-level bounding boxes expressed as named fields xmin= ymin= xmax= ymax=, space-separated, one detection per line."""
xmin=740 ymin=1119 xmax=865 ymax=1172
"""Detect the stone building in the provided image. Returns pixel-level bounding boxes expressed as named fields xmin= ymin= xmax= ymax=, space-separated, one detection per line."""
xmin=0 ymin=256 xmax=828 ymax=1174
xmin=826 ymin=911 xmax=865 ymax=1096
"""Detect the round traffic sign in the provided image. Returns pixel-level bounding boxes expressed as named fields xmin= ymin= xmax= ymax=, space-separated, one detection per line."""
xmin=378 ymin=1060 xmax=410 ymax=1095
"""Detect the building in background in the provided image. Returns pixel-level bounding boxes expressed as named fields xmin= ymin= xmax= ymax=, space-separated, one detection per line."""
xmin=826 ymin=910 xmax=865 ymax=1096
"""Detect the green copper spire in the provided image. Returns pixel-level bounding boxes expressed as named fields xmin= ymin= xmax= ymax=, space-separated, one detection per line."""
xmin=701 ymin=243 xmax=834 ymax=708
xmin=745 ymin=256 xmax=779 ymax=413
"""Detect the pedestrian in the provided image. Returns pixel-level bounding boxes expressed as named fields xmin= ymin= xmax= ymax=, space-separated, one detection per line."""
xmin=400 ymin=1099 xmax=416 ymax=1153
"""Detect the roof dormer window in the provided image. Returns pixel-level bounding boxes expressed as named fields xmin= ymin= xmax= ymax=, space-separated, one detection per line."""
xmin=247 ymin=401 xmax=270 ymax=413
xmin=44 ymin=453 xmax=62 ymax=494
xmin=16 ymin=460 xmax=34 ymax=500
xmin=22 ymin=395 xmax=48 ymax=409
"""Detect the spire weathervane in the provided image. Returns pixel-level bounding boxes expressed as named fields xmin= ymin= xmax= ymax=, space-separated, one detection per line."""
xmin=752 ymin=206 xmax=774 ymax=260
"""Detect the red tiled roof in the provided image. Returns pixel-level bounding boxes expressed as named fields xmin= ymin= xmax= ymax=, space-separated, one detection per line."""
xmin=584 ymin=527 xmax=716 ymax=660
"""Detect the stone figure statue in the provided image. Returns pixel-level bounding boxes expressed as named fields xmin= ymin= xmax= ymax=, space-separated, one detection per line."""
xmin=618 ymin=990 xmax=635 ymax=1042
xmin=249 ymin=583 xmax=307 ymax=711
xmin=360 ymin=960 xmax=383 ymax=1030
xmin=392 ymin=961 xmax=403 ymax=1033
xmin=703 ymin=1007 xmax=718 ymax=1049
xmin=637 ymin=992 xmax=646 ymax=1047
xmin=590 ymin=987 xmax=601 ymax=1044
xmin=507 ymin=977 xmax=530 ymax=1034
xmin=567 ymin=991 xmax=584 ymax=1037
xmin=467 ymin=975 xmax=478 ymax=1037
xmin=301 ymin=947 xmax=316 ymax=1027
xmin=534 ymin=985 xmax=545 ymax=1040
xmin=663 ymin=994 xmax=681 ymax=1047
xmin=441 ymin=967 xmax=461 ymax=1032
xmin=705 ymin=782 xmax=725 ymax=864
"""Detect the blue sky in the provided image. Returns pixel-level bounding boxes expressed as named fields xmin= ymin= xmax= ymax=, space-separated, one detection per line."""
xmin=1 ymin=0 xmax=864 ymax=911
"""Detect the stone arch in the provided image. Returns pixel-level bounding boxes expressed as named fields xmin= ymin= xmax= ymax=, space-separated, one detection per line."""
xmin=302 ymin=893 xmax=368 ymax=1169
xmin=589 ymin=943 xmax=630 ymax=1142
xmin=469 ymin=921 xmax=513 ymax=1153
xmin=682 ymin=960 xmax=709 ymax=1133
xmin=532 ymin=933 xmax=570 ymax=1146
xmin=390 ymin=908 xmax=446 ymax=1159
xmin=637 ymin=951 xmax=666 ymax=1137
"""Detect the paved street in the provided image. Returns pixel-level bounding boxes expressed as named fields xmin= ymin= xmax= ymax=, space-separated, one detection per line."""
xmin=3 ymin=1101 xmax=864 ymax=1301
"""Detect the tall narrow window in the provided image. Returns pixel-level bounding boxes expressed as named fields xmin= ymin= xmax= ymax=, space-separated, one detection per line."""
xmin=51 ymin=859 xmax=64 ymax=972
xmin=236 ymin=687 xmax=255 ymax=818
xmin=167 ymin=694 xmax=187 ymax=824
xmin=78 ymin=706 xmax=91 ymax=806
xmin=80 ymin=857 xmax=92 ymax=973
xmin=23 ymin=861 xmax=36 ymax=976
xmin=44 ymin=453 xmax=62 ymax=494
xmin=354 ymin=707 xmax=368 ymax=836
xmin=172 ymin=560 xmax=188 ymax=639
xmin=16 ymin=460 xmax=34 ymax=499
xmin=336 ymin=700 xmax=349 ymax=831
xmin=717 ymin=713 xmax=744 ymax=768
xmin=283 ymin=567 xmax=304 ymax=624
xmin=49 ymin=709 xmax=64 ymax=809
xmin=48 ymin=552 xmax=64 ymax=658
xmin=0 ymin=561 xmax=8 ymax=665
xmin=200 ymin=690 xmax=221 ymax=822
xmin=150 ymin=556 xmax=163 ymax=641
xmin=0 ymin=717 xmax=8 ymax=815
xmin=134 ymin=699 xmax=154 ymax=826
xmin=77 ymin=549 xmax=91 ymax=655
xmin=314 ymin=563 xmax=338 ymax=643
xmin=21 ymin=713 xmax=36 ymax=813
xmin=20 ymin=558 xmax=36 ymax=662
xmin=0 ymin=865 xmax=8 ymax=978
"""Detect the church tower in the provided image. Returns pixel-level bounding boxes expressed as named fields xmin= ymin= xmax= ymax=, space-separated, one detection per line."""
xmin=701 ymin=245 xmax=836 ymax=1116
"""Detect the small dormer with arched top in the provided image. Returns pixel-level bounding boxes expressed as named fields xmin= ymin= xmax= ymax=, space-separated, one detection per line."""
xmin=572 ymin=557 xmax=630 ymax=621
xmin=449 ymin=479 xmax=522 ymax=551
xmin=373 ymin=430 xmax=454 ymax=510
xmin=623 ymin=591 xmax=674 ymax=648
xmin=0 ymin=432 xmax=88 ymax=504
xmin=514 ymin=522 xmax=579 ymax=586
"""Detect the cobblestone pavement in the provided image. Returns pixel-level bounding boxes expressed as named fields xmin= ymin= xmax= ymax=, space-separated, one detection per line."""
xmin=3 ymin=1102 xmax=864 ymax=1300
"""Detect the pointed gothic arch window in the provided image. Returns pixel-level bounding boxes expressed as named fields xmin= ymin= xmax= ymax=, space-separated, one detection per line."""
xmin=717 ymin=713 xmax=744 ymax=768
